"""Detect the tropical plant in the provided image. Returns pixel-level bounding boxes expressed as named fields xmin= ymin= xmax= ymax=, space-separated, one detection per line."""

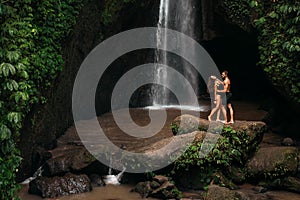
xmin=0 ymin=0 xmax=83 ymax=199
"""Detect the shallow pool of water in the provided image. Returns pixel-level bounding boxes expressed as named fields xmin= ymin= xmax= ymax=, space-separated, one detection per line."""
xmin=19 ymin=184 xmax=158 ymax=200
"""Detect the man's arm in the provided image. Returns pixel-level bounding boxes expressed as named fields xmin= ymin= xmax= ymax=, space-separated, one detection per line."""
xmin=217 ymin=78 xmax=229 ymax=93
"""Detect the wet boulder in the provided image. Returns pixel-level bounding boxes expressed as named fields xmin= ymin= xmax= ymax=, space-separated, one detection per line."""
xmin=265 ymin=176 xmax=300 ymax=193
xmin=172 ymin=115 xmax=267 ymax=158
xmin=89 ymin=174 xmax=105 ymax=187
xmin=29 ymin=173 xmax=92 ymax=198
xmin=171 ymin=114 xmax=266 ymax=138
xmin=171 ymin=114 xmax=210 ymax=135
xmin=43 ymin=145 xmax=96 ymax=176
xmin=132 ymin=175 xmax=181 ymax=199
xmin=205 ymin=185 xmax=236 ymax=200
xmin=246 ymin=146 xmax=299 ymax=181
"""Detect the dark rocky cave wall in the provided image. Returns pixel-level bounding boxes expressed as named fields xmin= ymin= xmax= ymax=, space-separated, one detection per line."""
xmin=201 ymin=24 xmax=272 ymax=100
xmin=191 ymin=0 xmax=272 ymax=98
xmin=18 ymin=0 xmax=272 ymax=180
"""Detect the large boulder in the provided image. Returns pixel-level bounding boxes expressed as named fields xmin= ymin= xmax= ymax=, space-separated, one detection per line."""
xmin=43 ymin=145 xmax=96 ymax=176
xmin=205 ymin=185 xmax=236 ymax=200
xmin=42 ymin=124 xmax=108 ymax=176
xmin=132 ymin=175 xmax=181 ymax=199
xmin=246 ymin=146 xmax=299 ymax=181
xmin=205 ymin=185 xmax=270 ymax=200
xmin=261 ymin=176 xmax=300 ymax=194
xmin=171 ymin=115 xmax=267 ymax=161
xmin=170 ymin=116 xmax=268 ymax=190
xmin=172 ymin=114 xmax=266 ymax=137
xmin=29 ymin=173 xmax=92 ymax=198
xmin=171 ymin=114 xmax=210 ymax=134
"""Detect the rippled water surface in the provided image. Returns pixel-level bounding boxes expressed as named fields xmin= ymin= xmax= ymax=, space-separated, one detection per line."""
xmin=19 ymin=184 xmax=158 ymax=200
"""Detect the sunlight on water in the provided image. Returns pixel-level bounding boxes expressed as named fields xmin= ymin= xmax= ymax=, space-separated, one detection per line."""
xmin=144 ymin=104 xmax=209 ymax=112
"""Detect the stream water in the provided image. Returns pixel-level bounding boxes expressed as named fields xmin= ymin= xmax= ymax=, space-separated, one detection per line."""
xmin=18 ymin=177 xmax=300 ymax=200
xmin=19 ymin=184 xmax=158 ymax=200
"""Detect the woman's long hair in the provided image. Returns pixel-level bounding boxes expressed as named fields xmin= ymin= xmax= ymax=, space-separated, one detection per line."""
xmin=207 ymin=76 xmax=215 ymax=94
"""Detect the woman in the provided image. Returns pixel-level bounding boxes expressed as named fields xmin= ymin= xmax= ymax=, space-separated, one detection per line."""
xmin=207 ymin=76 xmax=227 ymax=123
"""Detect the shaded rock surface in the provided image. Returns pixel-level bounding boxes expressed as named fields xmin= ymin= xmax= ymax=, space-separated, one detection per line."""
xmin=173 ymin=114 xmax=267 ymax=156
xmin=282 ymin=137 xmax=295 ymax=146
xmin=247 ymin=146 xmax=299 ymax=180
xmin=260 ymin=176 xmax=300 ymax=194
xmin=29 ymin=173 xmax=92 ymax=198
xmin=205 ymin=184 xmax=277 ymax=200
xmin=44 ymin=145 xmax=96 ymax=176
xmin=172 ymin=114 xmax=267 ymax=137
xmin=132 ymin=175 xmax=180 ymax=199
xmin=89 ymin=174 xmax=105 ymax=187
xmin=205 ymin=185 xmax=236 ymax=200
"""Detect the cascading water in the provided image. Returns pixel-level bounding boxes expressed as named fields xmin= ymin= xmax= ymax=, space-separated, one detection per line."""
xmin=152 ymin=0 xmax=199 ymax=108
xmin=174 ymin=1 xmax=198 ymax=98
xmin=153 ymin=0 xmax=170 ymax=106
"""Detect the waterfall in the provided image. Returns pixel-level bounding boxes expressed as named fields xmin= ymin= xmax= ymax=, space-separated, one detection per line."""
xmin=174 ymin=1 xmax=198 ymax=98
xmin=153 ymin=0 xmax=170 ymax=106
xmin=152 ymin=0 xmax=198 ymax=107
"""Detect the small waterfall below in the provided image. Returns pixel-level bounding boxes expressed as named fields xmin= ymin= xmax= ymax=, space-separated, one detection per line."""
xmin=152 ymin=0 xmax=198 ymax=107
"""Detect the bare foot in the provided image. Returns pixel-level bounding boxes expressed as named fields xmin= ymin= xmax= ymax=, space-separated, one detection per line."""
xmin=208 ymin=116 xmax=211 ymax=121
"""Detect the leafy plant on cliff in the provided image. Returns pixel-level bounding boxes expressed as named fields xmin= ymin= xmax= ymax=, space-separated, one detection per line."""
xmin=223 ymin=0 xmax=300 ymax=104
xmin=101 ymin=0 xmax=137 ymax=25
xmin=0 ymin=0 xmax=146 ymax=198
xmin=250 ymin=0 xmax=300 ymax=104
xmin=0 ymin=0 xmax=83 ymax=199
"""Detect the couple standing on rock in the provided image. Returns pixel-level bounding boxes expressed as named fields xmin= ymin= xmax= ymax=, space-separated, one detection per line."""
xmin=207 ymin=70 xmax=234 ymax=124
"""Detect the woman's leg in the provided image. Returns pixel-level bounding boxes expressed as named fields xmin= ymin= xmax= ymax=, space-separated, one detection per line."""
xmin=208 ymin=95 xmax=221 ymax=121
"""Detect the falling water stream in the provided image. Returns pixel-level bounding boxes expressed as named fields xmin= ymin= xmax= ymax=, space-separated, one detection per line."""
xmin=153 ymin=0 xmax=169 ymax=106
xmin=152 ymin=0 xmax=198 ymax=108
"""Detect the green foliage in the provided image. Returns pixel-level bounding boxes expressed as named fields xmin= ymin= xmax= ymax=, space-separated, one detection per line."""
xmin=250 ymin=0 xmax=300 ymax=103
xmin=224 ymin=0 xmax=300 ymax=104
xmin=170 ymin=123 xmax=179 ymax=134
xmin=222 ymin=0 xmax=251 ymax=31
xmin=101 ymin=0 xmax=137 ymax=25
xmin=173 ymin=127 xmax=251 ymax=189
xmin=0 ymin=0 xmax=83 ymax=199
xmin=169 ymin=188 xmax=183 ymax=199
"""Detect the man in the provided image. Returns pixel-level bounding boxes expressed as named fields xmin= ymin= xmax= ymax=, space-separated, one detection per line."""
xmin=217 ymin=70 xmax=234 ymax=124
